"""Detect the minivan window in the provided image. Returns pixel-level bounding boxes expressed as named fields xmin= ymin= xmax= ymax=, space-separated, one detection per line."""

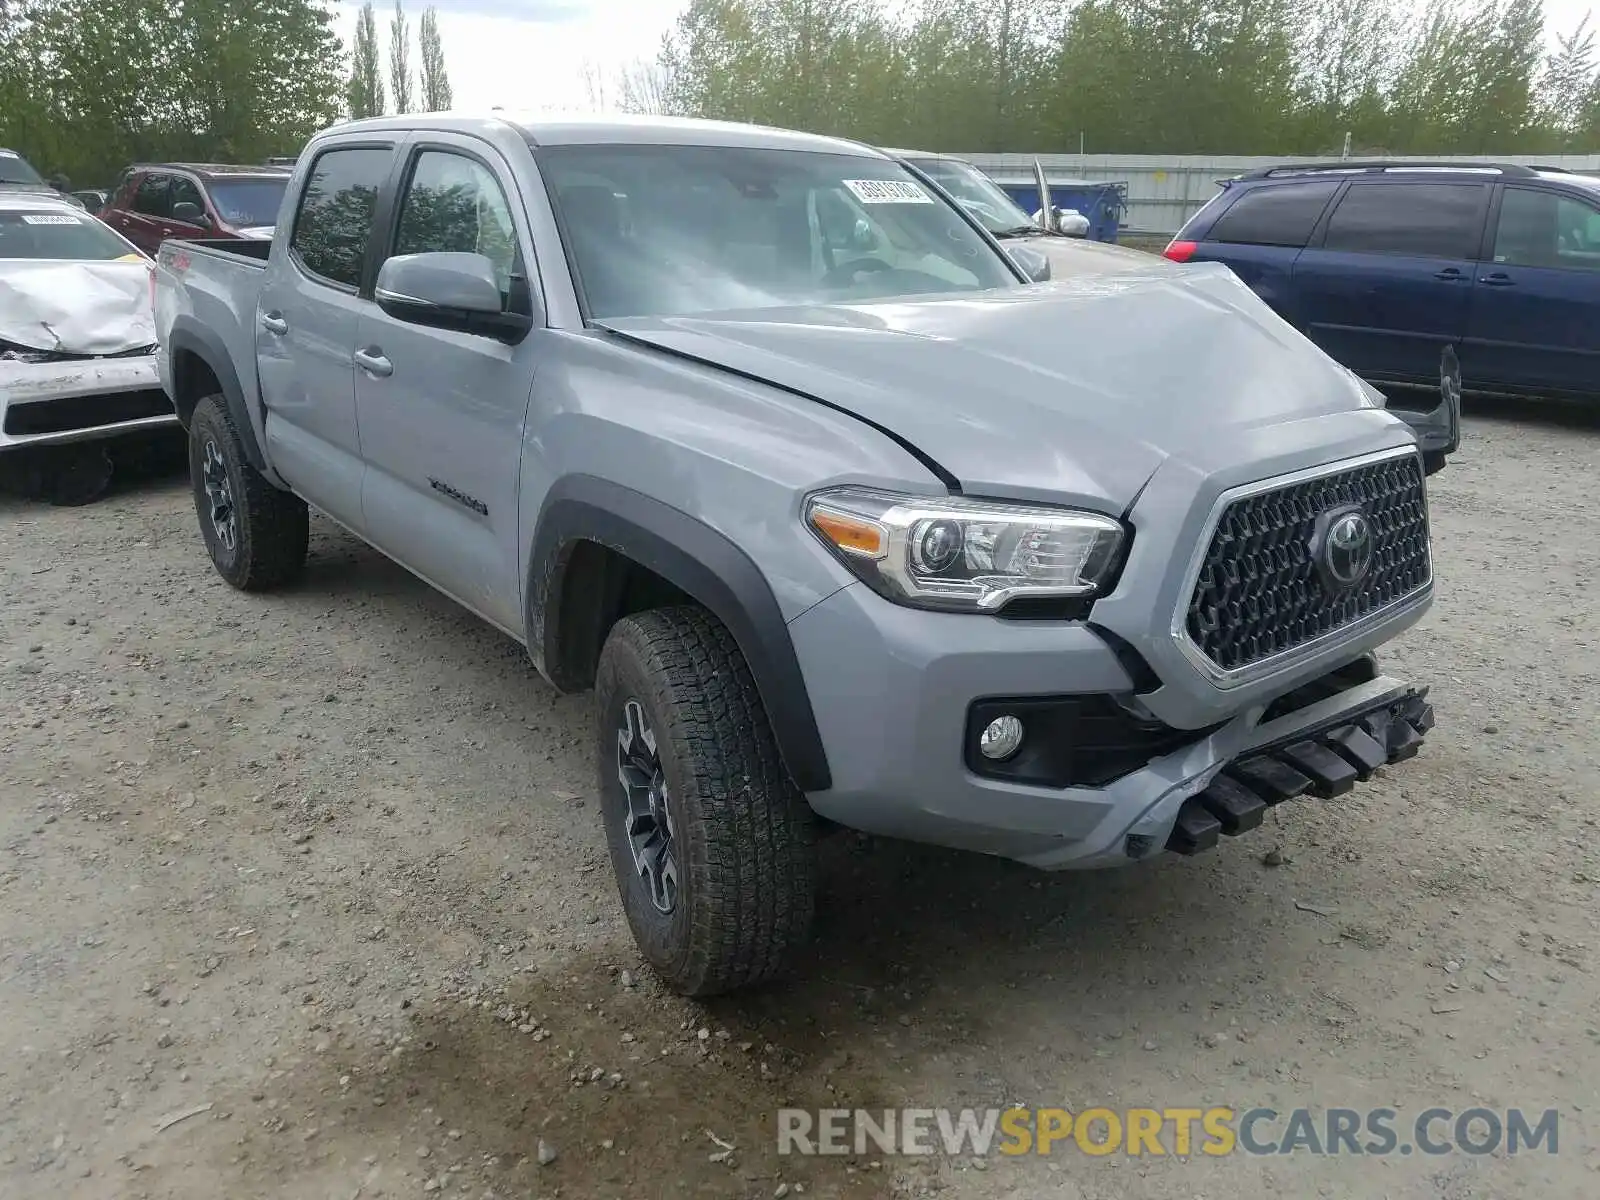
xmin=1207 ymin=181 xmax=1340 ymax=247
xmin=1322 ymin=182 xmax=1488 ymax=260
xmin=290 ymin=147 xmax=392 ymax=289
xmin=538 ymin=144 xmax=1017 ymax=320
xmin=1493 ymin=187 xmax=1600 ymax=271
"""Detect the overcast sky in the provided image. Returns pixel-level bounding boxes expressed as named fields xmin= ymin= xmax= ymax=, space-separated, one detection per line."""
xmin=336 ymin=0 xmax=1598 ymax=117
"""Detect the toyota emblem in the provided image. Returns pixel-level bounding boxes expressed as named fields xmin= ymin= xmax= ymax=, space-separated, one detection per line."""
xmin=1312 ymin=506 xmax=1375 ymax=592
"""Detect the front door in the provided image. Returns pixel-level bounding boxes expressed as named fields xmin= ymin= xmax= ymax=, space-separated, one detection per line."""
xmin=1465 ymin=184 xmax=1600 ymax=399
xmin=353 ymin=140 xmax=541 ymax=634
xmin=1290 ymin=180 xmax=1491 ymax=386
xmin=165 ymin=174 xmax=211 ymax=244
xmin=256 ymin=142 xmax=397 ymax=528
xmin=117 ymin=172 xmax=172 ymax=254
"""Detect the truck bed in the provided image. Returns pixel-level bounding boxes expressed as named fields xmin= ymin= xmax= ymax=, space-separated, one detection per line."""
xmin=169 ymin=237 xmax=272 ymax=265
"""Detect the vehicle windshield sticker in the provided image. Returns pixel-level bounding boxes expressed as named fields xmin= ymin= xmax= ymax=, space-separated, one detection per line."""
xmin=21 ymin=213 xmax=81 ymax=225
xmin=843 ymin=178 xmax=934 ymax=205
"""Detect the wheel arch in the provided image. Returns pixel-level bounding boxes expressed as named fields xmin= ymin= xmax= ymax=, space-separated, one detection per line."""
xmin=165 ymin=319 xmax=269 ymax=474
xmin=527 ymin=476 xmax=832 ymax=794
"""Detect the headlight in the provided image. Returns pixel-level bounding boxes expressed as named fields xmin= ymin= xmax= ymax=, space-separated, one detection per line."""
xmin=805 ymin=487 xmax=1125 ymax=613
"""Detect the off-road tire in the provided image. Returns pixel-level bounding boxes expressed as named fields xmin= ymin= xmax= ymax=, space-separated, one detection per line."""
xmin=595 ymin=605 xmax=816 ymax=996
xmin=188 ymin=394 xmax=308 ymax=591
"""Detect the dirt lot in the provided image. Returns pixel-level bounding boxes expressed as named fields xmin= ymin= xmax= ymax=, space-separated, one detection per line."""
xmin=1 ymin=403 xmax=1596 ymax=1200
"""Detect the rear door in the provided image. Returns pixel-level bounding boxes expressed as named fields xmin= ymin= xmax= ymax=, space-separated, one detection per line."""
xmin=1290 ymin=179 xmax=1491 ymax=385
xmin=1465 ymin=183 xmax=1600 ymax=399
xmin=353 ymin=138 xmax=540 ymax=633
xmin=1188 ymin=180 xmax=1342 ymax=317
xmin=256 ymin=141 xmax=398 ymax=528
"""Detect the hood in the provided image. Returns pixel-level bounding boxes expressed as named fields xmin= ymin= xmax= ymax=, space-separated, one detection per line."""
xmin=1035 ymin=236 xmax=1172 ymax=277
xmin=599 ymin=262 xmax=1379 ymax=511
xmin=0 ymin=259 xmax=154 ymax=355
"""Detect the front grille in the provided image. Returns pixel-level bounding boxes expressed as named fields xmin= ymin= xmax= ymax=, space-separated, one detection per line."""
xmin=1185 ymin=454 xmax=1430 ymax=673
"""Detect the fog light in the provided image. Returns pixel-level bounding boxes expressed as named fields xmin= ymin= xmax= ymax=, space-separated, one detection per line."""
xmin=979 ymin=715 xmax=1024 ymax=761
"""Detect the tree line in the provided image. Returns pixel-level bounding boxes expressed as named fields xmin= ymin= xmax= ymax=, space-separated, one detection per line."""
xmin=347 ymin=0 xmax=453 ymax=120
xmin=0 ymin=0 xmax=451 ymax=190
xmin=654 ymin=0 xmax=1600 ymax=155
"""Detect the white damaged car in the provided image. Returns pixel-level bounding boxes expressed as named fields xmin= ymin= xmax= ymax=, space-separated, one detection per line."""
xmin=0 ymin=191 xmax=175 ymax=503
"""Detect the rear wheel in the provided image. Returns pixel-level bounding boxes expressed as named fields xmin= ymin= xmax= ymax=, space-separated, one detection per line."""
xmin=595 ymin=606 xmax=816 ymax=996
xmin=188 ymin=394 xmax=308 ymax=590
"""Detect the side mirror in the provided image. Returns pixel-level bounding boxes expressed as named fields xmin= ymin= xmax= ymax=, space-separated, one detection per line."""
xmin=172 ymin=201 xmax=205 ymax=224
xmin=375 ymin=252 xmax=531 ymax=343
xmin=1005 ymin=243 xmax=1052 ymax=283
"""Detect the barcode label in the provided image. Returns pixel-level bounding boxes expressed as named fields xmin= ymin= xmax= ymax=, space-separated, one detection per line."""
xmin=843 ymin=178 xmax=933 ymax=205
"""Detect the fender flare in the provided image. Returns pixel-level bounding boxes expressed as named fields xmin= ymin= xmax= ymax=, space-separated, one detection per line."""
xmin=527 ymin=475 xmax=832 ymax=793
xmin=165 ymin=318 xmax=269 ymax=474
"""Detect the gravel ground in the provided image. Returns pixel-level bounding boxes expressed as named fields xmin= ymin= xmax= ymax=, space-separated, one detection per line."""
xmin=1 ymin=402 xmax=1596 ymax=1200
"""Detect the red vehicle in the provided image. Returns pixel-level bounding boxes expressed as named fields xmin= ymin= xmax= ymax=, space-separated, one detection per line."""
xmin=100 ymin=163 xmax=291 ymax=255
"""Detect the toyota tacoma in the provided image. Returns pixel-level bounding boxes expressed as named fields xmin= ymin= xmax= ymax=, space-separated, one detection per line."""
xmin=154 ymin=115 xmax=1438 ymax=996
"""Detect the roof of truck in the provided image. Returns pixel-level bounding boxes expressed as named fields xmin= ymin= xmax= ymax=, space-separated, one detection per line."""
xmin=325 ymin=112 xmax=888 ymax=157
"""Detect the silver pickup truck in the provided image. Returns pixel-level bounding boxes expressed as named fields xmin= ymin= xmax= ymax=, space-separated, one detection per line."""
xmin=154 ymin=114 xmax=1437 ymax=996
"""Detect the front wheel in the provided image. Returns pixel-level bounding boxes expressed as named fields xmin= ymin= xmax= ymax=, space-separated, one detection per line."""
xmin=595 ymin=606 xmax=816 ymax=996
xmin=188 ymin=394 xmax=308 ymax=591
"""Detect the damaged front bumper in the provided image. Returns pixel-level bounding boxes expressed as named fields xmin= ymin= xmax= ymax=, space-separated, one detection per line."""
xmin=1162 ymin=680 xmax=1434 ymax=856
xmin=1 ymin=352 xmax=175 ymax=450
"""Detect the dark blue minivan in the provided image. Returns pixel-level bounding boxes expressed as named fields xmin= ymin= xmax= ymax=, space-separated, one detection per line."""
xmin=1166 ymin=161 xmax=1600 ymax=459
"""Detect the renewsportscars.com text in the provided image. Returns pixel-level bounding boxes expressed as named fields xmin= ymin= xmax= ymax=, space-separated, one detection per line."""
xmin=777 ymin=1106 xmax=1560 ymax=1158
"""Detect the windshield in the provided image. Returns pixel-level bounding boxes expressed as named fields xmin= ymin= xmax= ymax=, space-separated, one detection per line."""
xmin=538 ymin=144 xmax=1017 ymax=320
xmin=0 ymin=209 xmax=140 ymax=260
xmin=0 ymin=150 xmax=46 ymax=186
xmin=906 ymin=157 xmax=1034 ymax=234
xmin=207 ymin=178 xmax=288 ymax=227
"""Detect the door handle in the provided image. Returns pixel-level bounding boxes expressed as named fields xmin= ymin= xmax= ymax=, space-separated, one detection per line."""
xmin=260 ymin=312 xmax=288 ymax=336
xmin=354 ymin=348 xmax=393 ymax=378
xmin=1480 ymin=272 xmax=1515 ymax=287
xmin=1433 ymin=267 xmax=1464 ymax=280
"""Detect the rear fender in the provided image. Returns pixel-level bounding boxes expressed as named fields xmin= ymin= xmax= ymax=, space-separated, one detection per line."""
xmin=164 ymin=318 xmax=280 ymax=482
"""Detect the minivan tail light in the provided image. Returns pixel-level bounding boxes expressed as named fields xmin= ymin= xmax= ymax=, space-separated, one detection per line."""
xmin=1163 ymin=240 xmax=1198 ymax=263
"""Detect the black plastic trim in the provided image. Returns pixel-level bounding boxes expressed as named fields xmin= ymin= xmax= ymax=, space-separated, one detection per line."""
xmin=527 ymin=475 xmax=832 ymax=793
xmin=163 ymin=319 xmax=269 ymax=473
xmin=1165 ymin=688 xmax=1433 ymax=856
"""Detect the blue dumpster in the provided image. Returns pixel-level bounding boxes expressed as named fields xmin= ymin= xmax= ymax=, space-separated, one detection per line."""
xmin=993 ymin=177 xmax=1128 ymax=244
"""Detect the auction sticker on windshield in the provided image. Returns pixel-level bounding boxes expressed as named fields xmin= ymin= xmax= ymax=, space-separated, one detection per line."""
xmin=844 ymin=179 xmax=933 ymax=204
xmin=22 ymin=213 xmax=81 ymax=225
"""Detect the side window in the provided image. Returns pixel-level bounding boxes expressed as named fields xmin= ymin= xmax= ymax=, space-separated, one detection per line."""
xmin=1206 ymin=182 xmax=1340 ymax=248
xmin=391 ymin=150 xmax=522 ymax=307
xmin=132 ymin=174 xmax=170 ymax=217
xmin=290 ymin=146 xmax=393 ymax=290
xmin=169 ymin=176 xmax=205 ymax=218
xmin=1322 ymin=183 xmax=1488 ymax=260
xmin=1493 ymin=187 xmax=1600 ymax=271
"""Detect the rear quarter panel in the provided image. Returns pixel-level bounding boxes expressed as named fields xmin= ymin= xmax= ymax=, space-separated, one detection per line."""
xmin=155 ymin=241 xmax=273 ymax=461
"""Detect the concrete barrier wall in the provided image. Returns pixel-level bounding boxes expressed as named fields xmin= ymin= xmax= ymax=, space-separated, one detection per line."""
xmin=954 ymin=153 xmax=1600 ymax=235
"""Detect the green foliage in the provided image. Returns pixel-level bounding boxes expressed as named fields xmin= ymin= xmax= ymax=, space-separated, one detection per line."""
xmin=0 ymin=0 xmax=343 ymax=186
xmin=389 ymin=0 xmax=413 ymax=116
xmin=661 ymin=0 xmax=1595 ymax=153
xmin=419 ymin=6 xmax=451 ymax=112
xmin=348 ymin=2 xmax=386 ymax=119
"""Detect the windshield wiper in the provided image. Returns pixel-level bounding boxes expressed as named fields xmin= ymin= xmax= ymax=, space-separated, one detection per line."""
xmin=992 ymin=224 xmax=1046 ymax=239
